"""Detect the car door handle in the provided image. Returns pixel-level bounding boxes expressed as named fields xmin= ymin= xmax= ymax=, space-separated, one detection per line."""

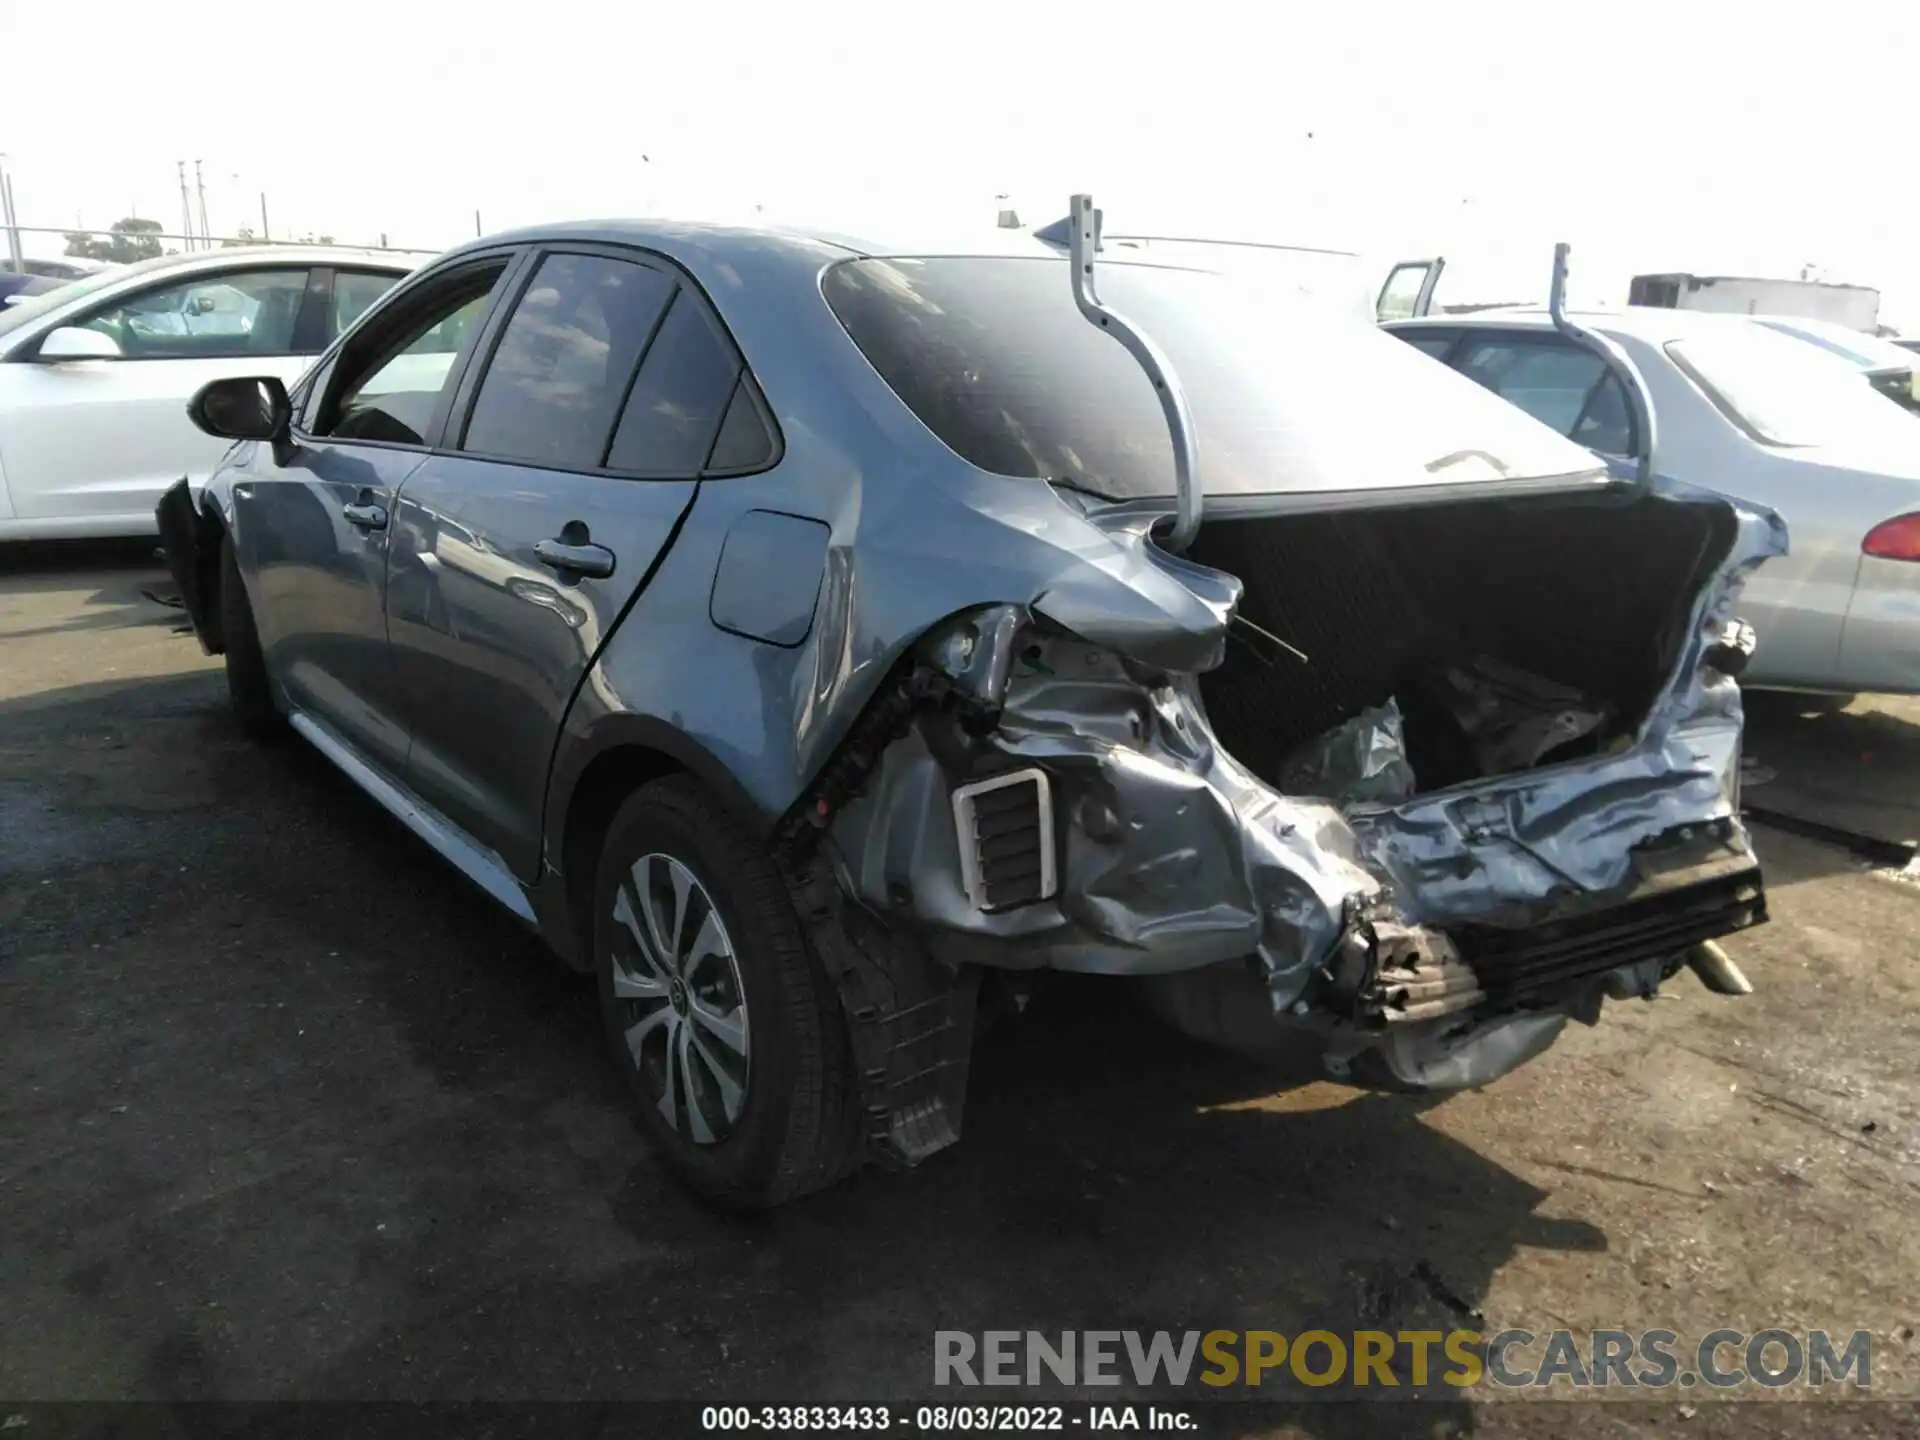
xmin=534 ymin=538 xmax=615 ymax=579
xmin=342 ymin=501 xmax=388 ymax=530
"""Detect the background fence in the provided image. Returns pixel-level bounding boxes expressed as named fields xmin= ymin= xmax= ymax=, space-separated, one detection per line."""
xmin=3 ymin=222 xmax=449 ymax=271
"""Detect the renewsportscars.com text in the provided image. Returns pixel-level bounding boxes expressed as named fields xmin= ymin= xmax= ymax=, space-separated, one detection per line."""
xmin=933 ymin=1329 xmax=1872 ymax=1390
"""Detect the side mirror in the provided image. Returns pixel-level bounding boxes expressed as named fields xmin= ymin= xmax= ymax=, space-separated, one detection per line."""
xmin=188 ymin=375 xmax=292 ymax=443
xmin=39 ymin=326 xmax=122 ymax=361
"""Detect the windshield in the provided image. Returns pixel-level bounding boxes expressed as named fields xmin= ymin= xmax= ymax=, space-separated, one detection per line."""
xmin=823 ymin=257 xmax=1602 ymax=500
xmin=1667 ymin=326 xmax=1920 ymax=448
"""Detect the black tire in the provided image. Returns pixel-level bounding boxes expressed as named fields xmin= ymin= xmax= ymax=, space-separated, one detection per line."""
xmin=593 ymin=775 xmax=860 ymax=1209
xmin=219 ymin=534 xmax=286 ymax=741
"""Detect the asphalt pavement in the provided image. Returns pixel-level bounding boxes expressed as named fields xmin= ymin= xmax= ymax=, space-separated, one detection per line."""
xmin=3 ymin=545 xmax=1918 ymax=1438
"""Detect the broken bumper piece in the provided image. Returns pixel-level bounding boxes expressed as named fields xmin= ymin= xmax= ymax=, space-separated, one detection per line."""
xmin=1355 ymin=838 xmax=1765 ymax=1026
xmin=819 ymin=618 xmax=1761 ymax=1092
xmin=816 ymin=465 xmax=1774 ymax=1092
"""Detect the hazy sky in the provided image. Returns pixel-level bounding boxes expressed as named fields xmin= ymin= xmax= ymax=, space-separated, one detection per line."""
xmin=4 ymin=0 xmax=1918 ymax=323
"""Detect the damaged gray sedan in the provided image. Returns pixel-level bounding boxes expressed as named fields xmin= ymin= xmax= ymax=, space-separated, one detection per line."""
xmin=157 ymin=203 xmax=1782 ymax=1207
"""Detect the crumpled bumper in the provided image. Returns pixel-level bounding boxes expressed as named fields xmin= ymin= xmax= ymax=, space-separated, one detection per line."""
xmin=821 ymin=481 xmax=1783 ymax=1088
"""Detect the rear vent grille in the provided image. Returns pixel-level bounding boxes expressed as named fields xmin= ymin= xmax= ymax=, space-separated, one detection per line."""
xmin=952 ymin=769 xmax=1056 ymax=912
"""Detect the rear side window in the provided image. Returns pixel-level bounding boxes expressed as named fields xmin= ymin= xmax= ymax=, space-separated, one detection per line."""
xmin=605 ymin=291 xmax=747 ymax=473
xmin=704 ymin=381 xmax=778 ymax=471
xmin=1456 ymin=336 xmax=1636 ymax=456
xmin=462 ymin=253 xmax=675 ymax=469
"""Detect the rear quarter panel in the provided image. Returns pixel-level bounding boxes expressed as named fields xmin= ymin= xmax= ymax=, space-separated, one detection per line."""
xmin=1839 ymin=556 xmax=1920 ymax=693
xmin=543 ymin=236 xmax=1208 ymax=843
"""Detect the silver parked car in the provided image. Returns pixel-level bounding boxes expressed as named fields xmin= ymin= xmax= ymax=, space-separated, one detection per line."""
xmin=1750 ymin=314 xmax=1920 ymax=414
xmin=160 ymin=208 xmax=1775 ymax=1208
xmin=1385 ymin=305 xmax=1920 ymax=700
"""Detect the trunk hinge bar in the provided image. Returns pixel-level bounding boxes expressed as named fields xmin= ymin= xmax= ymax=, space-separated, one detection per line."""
xmin=1549 ymin=241 xmax=1658 ymax=484
xmin=1068 ymin=193 xmax=1202 ymax=551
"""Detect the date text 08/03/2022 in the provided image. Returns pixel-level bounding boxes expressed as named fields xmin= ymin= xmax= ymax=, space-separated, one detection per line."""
xmin=701 ymin=1406 xmax=1196 ymax=1431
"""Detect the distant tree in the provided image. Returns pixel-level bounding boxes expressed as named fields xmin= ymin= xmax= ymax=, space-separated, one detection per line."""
xmin=293 ymin=231 xmax=337 ymax=246
xmin=222 ymin=226 xmax=257 ymax=248
xmin=63 ymin=217 xmax=165 ymax=263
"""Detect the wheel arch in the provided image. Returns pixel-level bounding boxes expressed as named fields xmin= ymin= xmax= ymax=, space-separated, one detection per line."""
xmin=157 ymin=477 xmax=236 ymax=654
xmin=544 ymin=717 xmax=776 ymax=972
xmin=194 ymin=501 xmax=230 ymax=653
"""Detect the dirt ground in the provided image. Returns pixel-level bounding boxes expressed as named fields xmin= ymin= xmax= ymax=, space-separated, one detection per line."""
xmin=4 ymin=545 xmax=1919 ymax=1438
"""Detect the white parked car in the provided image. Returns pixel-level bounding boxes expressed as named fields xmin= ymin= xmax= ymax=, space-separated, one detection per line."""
xmin=0 ymin=247 xmax=419 ymax=540
xmin=1383 ymin=305 xmax=1920 ymax=699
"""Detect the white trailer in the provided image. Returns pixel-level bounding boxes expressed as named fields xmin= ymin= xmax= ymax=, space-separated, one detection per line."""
xmin=1629 ymin=272 xmax=1881 ymax=332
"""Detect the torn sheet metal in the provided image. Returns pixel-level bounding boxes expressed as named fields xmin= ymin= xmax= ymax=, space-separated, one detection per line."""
xmin=825 ymin=477 xmax=1784 ymax=1090
xmin=1346 ymin=481 xmax=1785 ymax=930
xmin=829 ymin=626 xmax=1380 ymax=991
xmin=1277 ymin=699 xmax=1416 ymax=805
xmin=1402 ymin=655 xmax=1611 ymax=774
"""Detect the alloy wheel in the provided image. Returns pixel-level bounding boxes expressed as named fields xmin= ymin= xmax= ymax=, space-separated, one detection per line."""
xmin=609 ymin=852 xmax=752 ymax=1144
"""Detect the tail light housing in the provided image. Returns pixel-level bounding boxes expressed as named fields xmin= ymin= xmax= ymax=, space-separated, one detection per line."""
xmin=1862 ymin=513 xmax=1920 ymax=561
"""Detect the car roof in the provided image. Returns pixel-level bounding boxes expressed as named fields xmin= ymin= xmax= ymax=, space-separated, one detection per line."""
xmin=1389 ymin=306 xmax=1917 ymax=375
xmin=81 ymin=245 xmax=424 ymax=281
xmin=1386 ymin=304 xmax=1812 ymax=345
xmin=434 ymin=216 xmax=1113 ymax=269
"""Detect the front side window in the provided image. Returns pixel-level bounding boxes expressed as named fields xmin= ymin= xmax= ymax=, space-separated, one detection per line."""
xmin=70 ymin=267 xmax=309 ymax=359
xmin=1456 ymin=336 xmax=1636 ymax=456
xmin=823 ymin=257 xmax=1598 ymax=499
xmin=461 ymin=253 xmax=675 ymax=469
xmin=314 ymin=263 xmax=507 ymax=446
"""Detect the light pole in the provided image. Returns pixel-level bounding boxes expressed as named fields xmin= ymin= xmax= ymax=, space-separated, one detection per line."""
xmin=194 ymin=160 xmax=210 ymax=246
xmin=0 ymin=153 xmax=22 ymax=271
xmin=178 ymin=160 xmax=195 ymax=250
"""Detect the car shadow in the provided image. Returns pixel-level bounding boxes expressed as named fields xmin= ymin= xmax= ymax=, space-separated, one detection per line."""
xmin=6 ymin=670 xmax=1596 ymax=1433
xmin=0 ymin=539 xmax=186 ymax=640
xmin=255 ymin=750 xmax=1596 ymax=1428
xmin=1741 ymin=691 xmax=1920 ymax=872
xmin=0 ymin=668 xmax=217 ymax=723
xmin=0 ymin=537 xmax=164 ymax=575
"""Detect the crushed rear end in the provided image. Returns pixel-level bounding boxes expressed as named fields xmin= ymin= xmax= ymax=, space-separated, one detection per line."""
xmin=813 ymin=219 xmax=1784 ymax=1100
xmin=825 ymin=475 xmax=1778 ymax=1091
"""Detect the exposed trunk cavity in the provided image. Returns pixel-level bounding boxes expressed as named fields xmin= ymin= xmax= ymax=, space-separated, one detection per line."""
xmin=1185 ymin=489 xmax=1735 ymax=797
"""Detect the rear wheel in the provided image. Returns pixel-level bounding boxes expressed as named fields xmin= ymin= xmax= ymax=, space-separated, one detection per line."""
xmin=219 ymin=535 xmax=285 ymax=741
xmin=593 ymin=775 xmax=859 ymax=1208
